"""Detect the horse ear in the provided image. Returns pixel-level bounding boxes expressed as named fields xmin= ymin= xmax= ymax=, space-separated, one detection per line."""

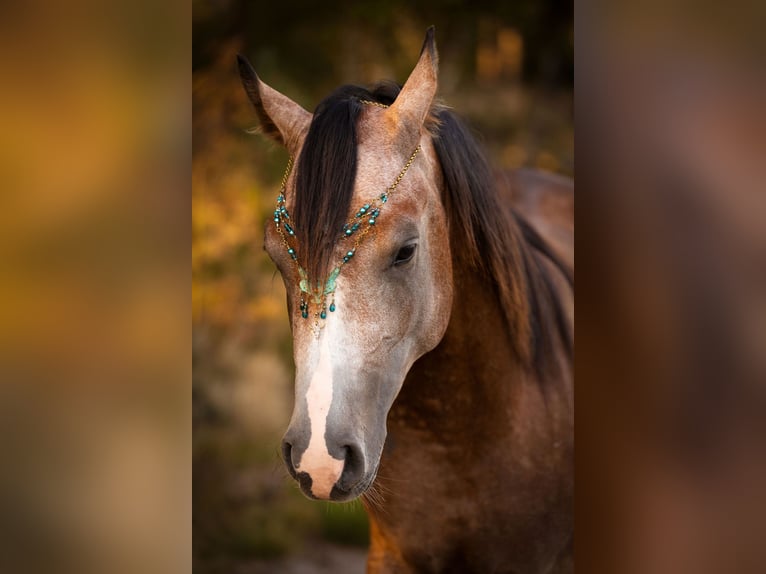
xmin=387 ymin=27 xmax=439 ymax=143
xmin=237 ymin=54 xmax=312 ymax=154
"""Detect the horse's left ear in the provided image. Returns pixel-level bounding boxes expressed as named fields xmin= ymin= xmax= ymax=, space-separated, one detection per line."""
xmin=387 ymin=26 xmax=439 ymax=144
xmin=237 ymin=54 xmax=312 ymax=155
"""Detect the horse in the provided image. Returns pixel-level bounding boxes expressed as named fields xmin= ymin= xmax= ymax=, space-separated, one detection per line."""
xmin=238 ymin=27 xmax=573 ymax=574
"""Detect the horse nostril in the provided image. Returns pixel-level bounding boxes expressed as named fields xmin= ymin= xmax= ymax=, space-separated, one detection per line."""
xmin=338 ymin=443 xmax=365 ymax=491
xmin=281 ymin=440 xmax=297 ymax=478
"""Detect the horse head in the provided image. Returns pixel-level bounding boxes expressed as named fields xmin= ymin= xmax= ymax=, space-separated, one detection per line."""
xmin=238 ymin=29 xmax=454 ymax=501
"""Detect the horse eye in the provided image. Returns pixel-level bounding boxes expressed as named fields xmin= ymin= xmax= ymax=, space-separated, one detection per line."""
xmin=393 ymin=243 xmax=417 ymax=266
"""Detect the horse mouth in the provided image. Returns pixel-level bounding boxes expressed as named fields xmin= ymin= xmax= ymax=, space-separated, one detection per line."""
xmin=294 ymin=464 xmax=380 ymax=503
xmin=330 ymin=471 xmax=378 ymax=502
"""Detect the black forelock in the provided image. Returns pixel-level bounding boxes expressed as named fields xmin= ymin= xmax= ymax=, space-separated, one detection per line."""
xmin=292 ymin=83 xmax=399 ymax=284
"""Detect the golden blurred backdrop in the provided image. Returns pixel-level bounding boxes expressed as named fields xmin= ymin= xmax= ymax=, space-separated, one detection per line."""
xmin=0 ymin=1 xmax=188 ymax=573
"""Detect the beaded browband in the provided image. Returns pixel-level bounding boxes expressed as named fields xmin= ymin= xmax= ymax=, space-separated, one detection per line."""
xmin=272 ymin=99 xmax=421 ymax=329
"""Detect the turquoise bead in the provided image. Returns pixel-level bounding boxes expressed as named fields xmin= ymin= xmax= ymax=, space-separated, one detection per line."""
xmin=345 ymin=229 xmax=352 ymax=236
xmin=320 ymin=310 xmax=327 ymax=319
xmin=369 ymin=218 xmax=376 ymax=225
xmin=301 ymin=311 xmax=308 ymax=319
xmin=329 ymin=302 xmax=335 ymax=312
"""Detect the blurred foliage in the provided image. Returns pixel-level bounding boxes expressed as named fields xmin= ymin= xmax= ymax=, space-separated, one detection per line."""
xmin=192 ymin=1 xmax=572 ymax=571
xmin=0 ymin=1 xmax=189 ymax=573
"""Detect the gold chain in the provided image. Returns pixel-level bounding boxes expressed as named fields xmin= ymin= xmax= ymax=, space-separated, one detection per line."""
xmin=279 ymin=156 xmax=293 ymax=188
xmin=359 ymin=99 xmax=390 ymax=108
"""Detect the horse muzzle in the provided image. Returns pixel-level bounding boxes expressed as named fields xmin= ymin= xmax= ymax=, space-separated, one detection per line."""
xmin=281 ymin=432 xmax=373 ymax=501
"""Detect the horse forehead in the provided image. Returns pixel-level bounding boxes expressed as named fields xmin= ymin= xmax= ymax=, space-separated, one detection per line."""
xmin=355 ymin=138 xmax=406 ymax=178
xmin=354 ymin=135 xmax=435 ymax=209
xmin=354 ymin=108 xmax=420 ymax=168
xmin=356 ymin=107 xmax=398 ymax=145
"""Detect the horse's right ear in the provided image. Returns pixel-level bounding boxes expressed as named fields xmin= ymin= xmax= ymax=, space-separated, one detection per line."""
xmin=237 ymin=54 xmax=312 ymax=154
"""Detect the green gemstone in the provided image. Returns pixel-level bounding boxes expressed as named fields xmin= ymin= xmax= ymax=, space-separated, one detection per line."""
xmin=320 ymin=310 xmax=327 ymax=319
xmin=329 ymin=302 xmax=336 ymax=312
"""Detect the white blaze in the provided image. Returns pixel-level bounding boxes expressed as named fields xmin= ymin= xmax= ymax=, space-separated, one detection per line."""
xmin=296 ymin=289 xmax=345 ymax=498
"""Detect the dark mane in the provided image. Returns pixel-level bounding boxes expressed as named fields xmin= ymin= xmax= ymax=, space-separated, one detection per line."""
xmin=292 ymin=86 xmax=364 ymax=283
xmin=293 ymin=81 xmax=571 ymax=376
xmin=431 ymin=107 xmax=572 ymax=377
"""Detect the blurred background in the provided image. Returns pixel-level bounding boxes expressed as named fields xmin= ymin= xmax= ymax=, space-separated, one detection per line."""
xmin=576 ymin=3 xmax=766 ymax=572
xmin=0 ymin=1 xmax=188 ymax=574
xmin=192 ymin=1 xmax=572 ymax=572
